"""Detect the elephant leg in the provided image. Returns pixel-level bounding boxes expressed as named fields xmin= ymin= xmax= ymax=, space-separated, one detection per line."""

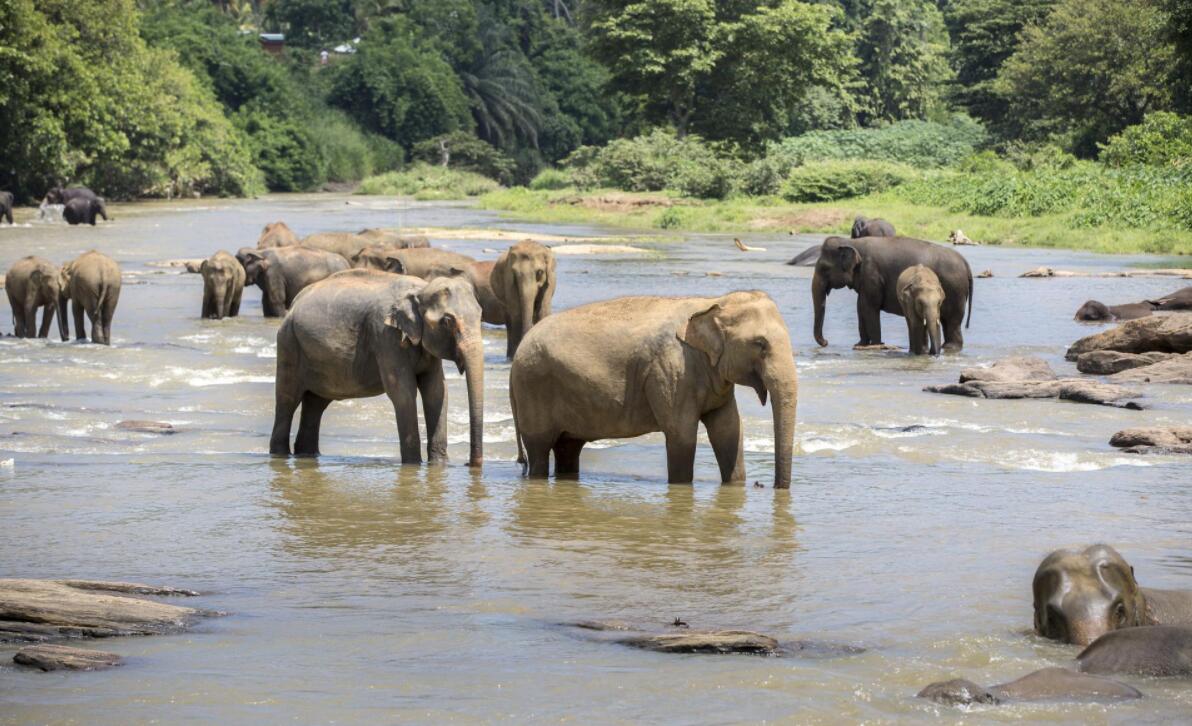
xmin=11 ymin=304 xmax=26 ymax=338
xmin=702 ymin=399 xmax=745 ymax=484
xmin=293 ymin=392 xmax=332 ymax=456
xmin=553 ymin=435 xmax=585 ymax=478
xmin=229 ymin=284 xmax=243 ymax=318
xmin=269 ymin=366 xmax=301 ymax=456
xmin=22 ymin=299 xmax=37 ymax=338
xmin=36 ymin=304 xmax=55 ymax=338
xmin=663 ymin=423 xmax=699 ymax=485
xmin=101 ymin=290 xmax=118 ymax=345
xmin=857 ymin=298 xmax=882 ymax=346
xmin=418 ymin=365 xmax=449 ymax=463
xmin=72 ymin=300 xmax=86 ymax=341
xmin=201 ymin=285 xmax=213 ymax=319
xmin=522 ymin=434 xmax=554 ymax=478
xmin=381 ymin=364 xmax=422 ymax=464
xmin=943 ymin=315 xmax=964 ymax=353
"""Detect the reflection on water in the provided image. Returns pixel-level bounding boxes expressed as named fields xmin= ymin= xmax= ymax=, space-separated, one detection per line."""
xmin=1 ymin=194 xmax=1191 ymax=723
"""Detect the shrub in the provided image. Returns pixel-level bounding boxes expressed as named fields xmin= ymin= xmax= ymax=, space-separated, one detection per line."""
xmin=309 ymin=110 xmax=404 ymax=184
xmin=768 ymin=116 xmax=988 ymax=168
xmin=410 ymin=132 xmax=517 ymax=185
xmin=528 ymin=168 xmax=573 ymax=190
xmin=1100 ymin=112 xmax=1192 ymax=168
xmin=357 ymin=163 xmax=500 ymax=199
xmin=739 ymin=157 xmax=788 ymax=196
xmin=563 ymin=129 xmax=735 ymax=199
xmin=781 ymin=160 xmax=918 ymax=202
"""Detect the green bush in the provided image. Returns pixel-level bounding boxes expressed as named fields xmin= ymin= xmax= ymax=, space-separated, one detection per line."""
xmin=564 ymin=129 xmax=735 ymax=199
xmin=739 ymin=157 xmax=788 ymax=196
xmin=309 ymin=111 xmax=404 ymax=183
xmin=410 ymin=132 xmax=516 ymax=185
xmin=769 ymin=116 xmax=988 ymax=168
xmin=528 ymin=169 xmax=573 ymax=190
xmin=358 ymin=163 xmax=500 ymax=199
xmin=781 ymin=160 xmax=918 ymax=202
xmin=1100 ymin=112 xmax=1192 ymax=168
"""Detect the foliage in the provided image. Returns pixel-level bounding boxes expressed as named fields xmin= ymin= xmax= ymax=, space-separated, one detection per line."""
xmin=358 ymin=163 xmax=500 ymax=199
xmin=528 ymin=169 xmax=573 ymax=190
xmin=1099 ymin=113 xmax=1192 ymax=169
xmin=263 ymin=0 xmax=355 ymax=50
xmin=410 ymin=132 xmax=516 ymax=184
xmin=995 ymin=0 xmax=1177 ymax=157
xmin=768 ymin=116 xmax=988 ymax=168
xmin=1167 ymin=0 xmax=1192 ymax=111
xmin=855 ymin=0 xmax=954 ymax=123
xmin=781 ymin=160 xmax=918 ymax=201
xmin=563 ymin=129 xmax=735 ymax=199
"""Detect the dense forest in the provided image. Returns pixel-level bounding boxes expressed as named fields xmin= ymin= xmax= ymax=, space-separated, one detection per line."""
xmin=2 ymin=0 xmax=1189 ymax=222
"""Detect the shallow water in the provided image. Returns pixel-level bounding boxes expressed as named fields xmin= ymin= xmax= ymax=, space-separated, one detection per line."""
xmin=1 ymin=194 xmax=1190 ymax=724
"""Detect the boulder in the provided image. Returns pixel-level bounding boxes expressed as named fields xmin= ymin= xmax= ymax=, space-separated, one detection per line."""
xmin=1075 ymin=350 xmax=1174 ymax=375
xmin=1109 ymin=353 xmax=1192 ymax=384
xmin=917 ymin=679 xmax=999 ymax=706
xmin=14 ymin=644 xmax=123 ymax=671
xmin=0 ymin=579 xmax=202 ymax=642
xmin=1066 ymin=313 xmax=1192 ymax=360
xmin=1109 ymin=427 xmax=1192 ymax=455
xmin=960 ymin=356 xmax=1056 ymax=383
xmin=927 ymin=357 xmax=1143 ymax=408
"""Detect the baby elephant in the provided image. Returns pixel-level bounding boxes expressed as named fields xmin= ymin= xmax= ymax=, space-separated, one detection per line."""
xmin=200 ymin=250 xmax=246 ymax=320
xmin=59 ymin=250 xmax=121 ymax=344
xmin=63 ymin=196 xmax=108 ymax=225
xmin=5 ymin=256 xmax=61 ymax=337
xmin=896 ymin=265 xmax=944 ymax=356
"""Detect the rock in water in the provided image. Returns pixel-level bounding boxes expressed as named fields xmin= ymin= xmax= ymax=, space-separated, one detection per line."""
xmin=1066 ymin=313 xmax=1192 ymax=360
xmin=54 ymin=579 xmax=198 ymax=597
xmin=622 ymin=630 xmax=781 ymax=655
xmin=918 ymin=678 xmax=999 ymax=706
xmin=960 ymin=356 xmax=1056 ymax=383
xmin=14 ymin=644 xmax=123 ymax=671
xmin=115 ymin=420 xmax=177 ymax=435
xmin=0 ymin=579 xmax=201 ymax=642
xmin=1075 ymin=350 xmax=1175 ymax=375
xmin=1109 ymin=353 xmax=1192 ymax=384
xmin=1109 ymin=427 xmax=1192 ymax=455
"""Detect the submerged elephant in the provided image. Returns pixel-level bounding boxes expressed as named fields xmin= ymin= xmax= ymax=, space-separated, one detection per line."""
xmin=491 ymin=240 xmax=556 ymax=358
xmin=510 ymin=291 xmax=798 ymax=487
xmin=1077 ymin=625 xmax=1192 ymax=677
xmin=812 ymin=236 xmax=973 ymax=352
xmin=1034 ymin=545 xmax=1192 ymax=646
xmin=271 ymin=270 xmax=484 ymax=467
xmin=851 ymin=216 xmax=895 ymax=238
xmin=236 ymin=246 xmax=349 ymax=317
xmin=1074 ymin=300 xmax=1154 ymax=322
xmin=58 ymin=250 xmax=121 ymax=344
xmin=63 ymin=196 xmax=108 ymax=226
xmin=1147 ymin=286 xmax=1192 ymax=311
xmin=257 ymin=221 xmax=300 ymax=249
xmin=0 ymin=191 xmax=13 ymax=224
xmin=918 ymin=668 xmax=1142 ymax=706
xmin=200 ymin=250 xmax=245 ymax=320
xmin=896 ymin=265 xmax=944 ymax=356
xmin=353 ymin=247 xmax=505 ymax=326
xmin=5 ymin=256 xmax=61 ymax=338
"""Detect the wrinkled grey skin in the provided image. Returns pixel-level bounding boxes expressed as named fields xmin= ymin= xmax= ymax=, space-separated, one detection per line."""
xmin=271 ymin=270 xmax=484 ymax=468
xmin=353 ymin=246 xmax=505 ymax=326
xmin=43 ymin=186 xmax=99 ymax=206
xmin=896 ymin=265 xmax=944 ymax=356
xmin=301 ymin=232 xmax=372 ymax=259
xmin=491 ymin=240 xmax=556 ymax=359
xmin=58 ymin=250 xmax=121 ymax=344
xmin=358 ymin=229 xmax=430 ymax=248
xmin=1078 ymin=626 xmax=1192 ymax=677
xmin=5 ymin=256 xmax=60 ymax=337
xmin=200 ymin=250 xmax=246 ymax=320
xmin=1146 ymin=286 xmax=1192 ymax=311
xmin=1034 ymin=544 xmax=1192 ymax=646
xmin=510 ymin=291 xmax=798 ymax=487
xmin=257 ymin=221 xmax=300 ymax=249
xmin=785 ymin=245 xmax=823 ymax=266
xmin=918 ymin=668 xmax=1141 ymax=706
xmin=851 ymin=216 xmax=895 ymax=239
xmin=63 ymin=197 xmax=108 ymax=226
xmin=1074 ymin=300 xmax=1154 ymax=322
xmin=0 ymin=191 xmax=13 ymax=225
xmin=236 ymin=246 xmax=349 ymax=317
xmin=812 ymin=236 xmax=972 ymax=352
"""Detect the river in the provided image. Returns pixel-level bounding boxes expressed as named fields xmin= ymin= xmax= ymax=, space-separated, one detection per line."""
xmin=1 ymin=194 xmax=1190 ymax=723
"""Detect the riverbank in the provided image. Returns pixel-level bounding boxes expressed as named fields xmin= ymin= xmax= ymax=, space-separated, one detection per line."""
xmin=478 ymin=187 xmax=1192 ymax=257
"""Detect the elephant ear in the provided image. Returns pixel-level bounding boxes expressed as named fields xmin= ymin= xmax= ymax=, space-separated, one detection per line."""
xmin=384 ymin=256 xmax=405 ymax=274
xmin=384 ymin=291 xmax=422 ymax=347
xmin=199 ymin=259 xmax=209 ymax=274
xmin=677 ymin=303 xmax=724 ymax=366
xmin=836 ymin=245 xmax=861 ymax=273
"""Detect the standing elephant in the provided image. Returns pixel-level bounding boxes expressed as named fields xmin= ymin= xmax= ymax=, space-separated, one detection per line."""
xmin=851 ymin=216 xmax=895 ymax=238
xmin=896 ymin=265 xmax=944 ymax=356
xmin=1033 ymin=545 xmax=1192 ymax=646
xmin=58 ymin=250 xmax=121 ymax=344
xmin=271 ymin=270 xmax=485 ymax=468
xmin=353 ymin=247 xmax=505 ymax=326
xmin=5 ymin=256 xmax=61 ymax=337
xmin=257 ymin=221 xmax=300 ymax=248
xmin=63 ymin=197 xmax=108 ymax=225
xmin=0 ymin=191 xmax=13 ymax=225
xmin=812 ymin=236 xmax=973 ymax=352
xmin=43 ymin=186 xmax=100 ymax=206
xmin=200 ymin=250 xmax=246 ymax=320
xmin=236 ymin=246 xmax=349 ymax=317
xmin=491 ymin=240 xmax=556 ymax=359
xmin=510 ymin=291 xmax=798 ymax=487
xmin=301 ymin=232 xmax=371 ymax=259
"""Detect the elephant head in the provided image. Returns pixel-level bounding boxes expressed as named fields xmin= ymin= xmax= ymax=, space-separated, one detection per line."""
xmin=1033 ymin=545 xmax=1150 ymax=645
xmin=678 ymin=291 xmax=798 ymax=488
xmin=351 ymin=245 xmax=396 ymax=272
xmin=200 ymin=253 xmax=237 ymax=319
xmin=258 ymin=221 xmax=297 ymax=249
xmin=43 ymin=187 xmax=65 ymax=205
xmin=494 ymin=240 xmax=556 ymax=347
xmin=385 ymin=276 xmax=486 ymax=467
xmin=236 ymin=248 xmax=268 ymax=286
xmin=1074 ymin=300 xmax=1113 ymax=321
xmin=851 ymin=216 xmax=869 ymax=239
xmin=812 ymin=236 xmax=862 ymax=347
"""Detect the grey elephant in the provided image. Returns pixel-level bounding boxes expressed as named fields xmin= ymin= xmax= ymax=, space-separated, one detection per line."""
xmin=63 ymin=197 xmax=108 ymax=225
xmin=5 ymin=256 xmax=61 ymax=337
xmin=491 ymin=240 xmax=556 ymax=359
xmin=358 ymin=228 xmax=430 ymax=248
xmin=1033 ymin=544 xmax=1192 ymax=645
xmin=301 ymin=232 xmax=372 ymax=259
xmin=353 ymin=246 xmax=506 ymax=326
xmin=271 ymin=269 xmax=484 ymax=468
xmin=812 ymin=236 xmax=972 ymax=352
xmin=1077 ymin=626 xmax=1192 ymax=677
xmin=58 ymin=250 xmax=121 ymax=344
xmin=0 ymin=191 xmax=13 ymax=224
xmin=896 ymin=264 xmax=944 ymax=356
xmin=43 ymin=185 xmax=100 ymax=206
xmin=200 ymin=250 xmax=246 ymax=320
xmin=257 ymin=221 xmax=300 ymax=248
xmin=851 ymin=216 xmax=895 ymax=238
xmin=236 ymin=246 xmax=349 ymax=317
xmin=510 ymin=291 xmax=798 ymax=487
xmin=1073 ymin=300 xmax=1154 ymax=322
xmin=1146 ymin=286 xmax=1192 ymax=311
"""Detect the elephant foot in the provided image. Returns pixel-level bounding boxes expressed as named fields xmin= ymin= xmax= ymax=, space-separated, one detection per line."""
xmin=942 ymin=344 xmax=963 ymax=354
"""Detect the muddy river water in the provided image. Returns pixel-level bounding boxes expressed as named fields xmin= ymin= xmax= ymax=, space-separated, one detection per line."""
xmin=1 ymin=194 xmax=1190 ymax=723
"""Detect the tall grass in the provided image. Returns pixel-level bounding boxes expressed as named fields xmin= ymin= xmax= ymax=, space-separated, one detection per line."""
xmin=310 ymin=110 xmax=404 ymax=184
xmin=358 ymin=163 xmax=501 ymax=199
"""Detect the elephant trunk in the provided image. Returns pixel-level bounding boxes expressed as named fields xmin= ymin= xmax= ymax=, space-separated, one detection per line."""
xmin=763 ymin=344 xmax=798 ymax=489
xmin=516 ymin=276 xmax=537 ymax=348
xmin=211 ymin=284 xmax=227 ymax=320
xmin=57 ymin=292 xmax=69 ymax=341
xmin=811 ymin=271 xmax=829 ymax=347
xmin=926 ymin=308 xmax=942 ymax=357
xmin=461 ymin=338 xmax=485 ymax=468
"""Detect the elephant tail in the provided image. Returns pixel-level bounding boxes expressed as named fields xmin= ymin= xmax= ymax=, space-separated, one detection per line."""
xmin=966 ymin=271 xmax=973 ymax=329
xmin=510 ymin=380 xmax=527 ymax=474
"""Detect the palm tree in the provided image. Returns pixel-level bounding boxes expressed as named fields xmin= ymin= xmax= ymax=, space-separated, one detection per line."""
xmin=458 ymin=22 xmax=544 ymax=148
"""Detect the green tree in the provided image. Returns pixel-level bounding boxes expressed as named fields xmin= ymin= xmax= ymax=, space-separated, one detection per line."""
xmin=1163 ymin=0 xmax=1192 ymax=111
xmin=458 ymin=18 xmax=546 ymax=149
xmin=264 ymin=0 xmax=356 ymax=49
xmin=855 ymin=0 xmax=953 ymax=123
xmin=996 ymin=0 xmax=1177 ymax=157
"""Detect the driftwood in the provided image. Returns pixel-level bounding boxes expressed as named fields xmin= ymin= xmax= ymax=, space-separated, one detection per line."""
xmin=1021 ymin=267 xmax=1192 ymax=279
xmin=14 ymin=644 xmax=123 ymax=671
xmin=0 ymin=579 xmax=202 ymax=642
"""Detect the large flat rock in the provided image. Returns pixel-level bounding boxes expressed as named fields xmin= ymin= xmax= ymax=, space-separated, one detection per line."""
xmin=14 ymin=644 xmax=123 ymax=671
xmin=1066 ymin=313 xmax=1192 ymax=360
xmin=1109 ymin=427 xmax=1192 ymax=455
xmin=1109 ymin=353 xmax=1192 ymax=384
xmin=1075 ymin=350 xmax=1175 ymax=375
xmin=0 ymin=579 xmax=201 ymax=642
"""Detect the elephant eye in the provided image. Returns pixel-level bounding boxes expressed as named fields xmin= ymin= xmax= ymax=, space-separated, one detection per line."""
xmin=441 ymin=313 xmax=456 ymax=330
xmin=1113 ymin=600 xmax=1126 ymax=624
xmin=753 ymin=337 xmax=769 ymax=352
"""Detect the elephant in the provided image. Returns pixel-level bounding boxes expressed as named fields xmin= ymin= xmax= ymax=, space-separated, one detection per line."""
xmin=0 ymin=191 xmax=13 ymax=224
xmin=236 ymin=246 xmax=350 ymax=317
xmin=63 ymin=196 xmax=108 ymax=226
xmin=43 ymin=185 xmax=99 ymax=206
xmin=896 ymin=264 xmax=944 ymax=356
xmin=812 ymin=236 xmax=973 ymax=352
xmin=58 ymin=250 xmax=121 ymax=344
xmin=918 ymin=668 xmax=1141 ymax=706
xmin=5 ymin=256 xmax=61 ymax=338
xmin=352 ymin=246 xmax=506 ymax=326
xmin=257 ymin=221 xmax=300 ymax=248
xmin=358 ymin=228 xmax=430 ymax=248
xmin=1077 ymin=625 xmax=1192 ymax=677
xmin=509 ymin=291 xmax=798 ymax=487
xmin=785 ymin=245 xmax=822 ymax=266
xmin=200 ymin=250 xmax=246 ymax=320
xmin=1033 ymin=544 xmax=1192 ymax=646
xmin=491 ymin=240 xmax=557 ymax=359
xmin=1147 ymin=286 xmax=1192 ymax=311
xmin=1073 ymin=300 xmax=1154 ymax=322
xmin=270 ymin=269 xmax=484 ymax=468
xmin=851 ymin=216 xmax=895 ymax=238
xmin=301 ymin=232 xmax=372 ymax=259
